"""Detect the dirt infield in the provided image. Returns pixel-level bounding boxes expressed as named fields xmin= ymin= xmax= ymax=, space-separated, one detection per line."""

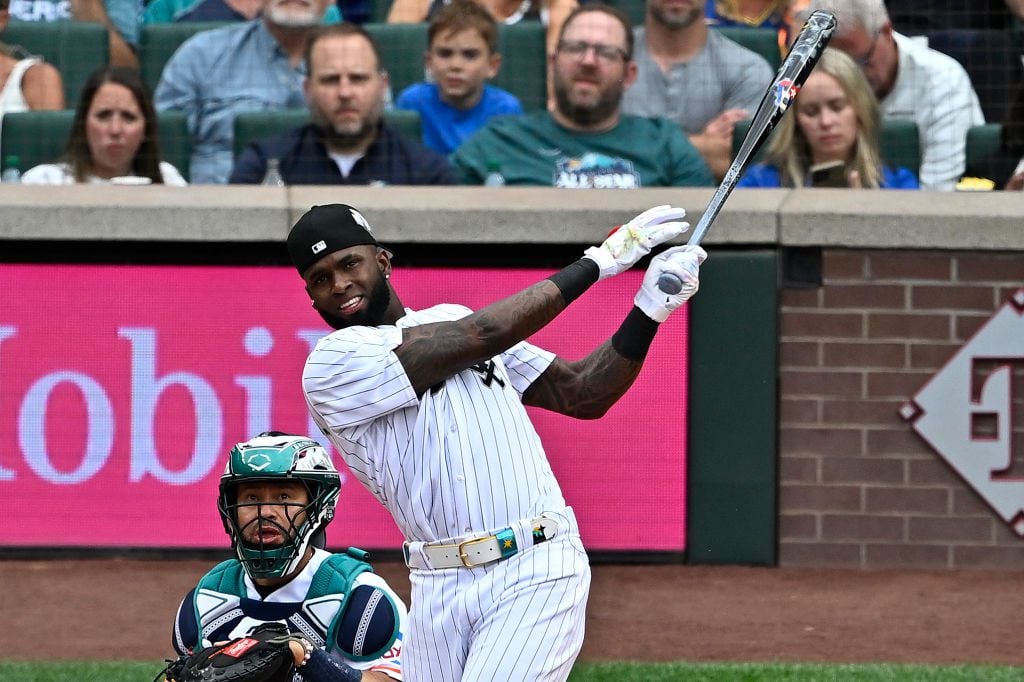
xmin=6 ymin=559 xmax=1023 ymax=668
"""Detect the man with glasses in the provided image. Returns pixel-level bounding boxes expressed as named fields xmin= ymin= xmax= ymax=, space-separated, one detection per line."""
xmin=795 ymin=0 xmax=984 ymax=190
xmin=621 ymin=0 xmax=774 ymax=181
xmin=451 ymin=4 xmax=714 ymax=187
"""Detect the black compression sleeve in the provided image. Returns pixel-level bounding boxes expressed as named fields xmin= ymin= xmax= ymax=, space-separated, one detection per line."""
xmin=611 ymin=306 xmax=660 ymax=361
xmin=547 ymin=258 xmax=600 ymax=305
xmin=298 ymin=647 xmax=362 ymax=682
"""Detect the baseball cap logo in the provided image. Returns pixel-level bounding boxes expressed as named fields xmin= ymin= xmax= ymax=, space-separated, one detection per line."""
xmin=349 ymin=208 xmax=372 ymax=233
xmin=311 ymin=240 xmax=326 ymax=254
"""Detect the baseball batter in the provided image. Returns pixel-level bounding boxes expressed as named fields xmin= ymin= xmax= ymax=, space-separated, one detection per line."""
xmin=286 ymin=203 xmax=705 ymax=681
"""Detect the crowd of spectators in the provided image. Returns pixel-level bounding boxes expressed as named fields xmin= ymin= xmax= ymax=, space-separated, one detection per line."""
xmin=0 ymin=0 xmax=1021 ymax=189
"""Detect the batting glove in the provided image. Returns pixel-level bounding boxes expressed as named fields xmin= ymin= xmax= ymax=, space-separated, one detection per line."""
xmin=583 ymin=205 xmax=689 ymax=280
xmin=635 ymin=245 xmax=707 ymax=322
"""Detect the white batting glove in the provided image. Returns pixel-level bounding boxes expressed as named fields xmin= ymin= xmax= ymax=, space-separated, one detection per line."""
xmin=583 ymin=205 xmax=689 ymax=280
xmin=635 ymin=245 xmax=707 ymax=322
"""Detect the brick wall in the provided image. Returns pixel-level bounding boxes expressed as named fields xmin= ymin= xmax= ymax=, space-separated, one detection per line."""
xmin=778 ymin=249 xmax=1024 ymax=570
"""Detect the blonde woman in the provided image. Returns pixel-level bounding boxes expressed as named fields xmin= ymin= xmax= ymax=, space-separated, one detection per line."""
xmin=738 ymin=47 xmax=918 ymax=189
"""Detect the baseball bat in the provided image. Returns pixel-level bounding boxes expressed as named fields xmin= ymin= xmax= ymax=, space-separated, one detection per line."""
xmin=657 ymin=10 xmax=837 ymax=294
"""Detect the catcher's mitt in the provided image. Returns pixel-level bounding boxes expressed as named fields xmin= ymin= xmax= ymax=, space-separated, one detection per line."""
xmin=156 ymin=623 xmax=300 ymax=682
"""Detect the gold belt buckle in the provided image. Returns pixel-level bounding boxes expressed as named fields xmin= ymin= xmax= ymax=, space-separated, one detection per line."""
xmin=458 ymin=536 xmax=494 ymax=567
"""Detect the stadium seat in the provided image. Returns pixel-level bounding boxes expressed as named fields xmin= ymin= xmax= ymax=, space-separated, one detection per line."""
xmin=731 ymin=118 xmax=921 ymax=176
xmin=140 ymin=22 xmax=232 ymax=94
xmin=494 ymin=22 xmax=548 ymax=112
xmin=966 ymin=124 xmax=1003 ymax=165
xmin=232 ymin=108 xmax=422 ymax=157
xmin=2 ymin=21 xmax=109 ymax=106
xmin=715 ymin=27 xmax=782 ymax=71
xmin=1 ymin=109 xmax=193 ymax=181
xmin=364 ymin=22 xmax=430 ymax=96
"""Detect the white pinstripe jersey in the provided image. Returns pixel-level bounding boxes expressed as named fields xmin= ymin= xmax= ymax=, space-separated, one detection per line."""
xmin=303 ymin=304 xmax=569 ymax=542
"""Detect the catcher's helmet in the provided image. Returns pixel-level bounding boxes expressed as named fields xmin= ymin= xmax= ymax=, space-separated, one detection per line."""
xmin=218 ymin=432 xmax=340 ymax=580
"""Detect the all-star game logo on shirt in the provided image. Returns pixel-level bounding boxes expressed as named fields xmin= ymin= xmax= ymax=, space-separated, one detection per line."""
xmin=553 ymin=153 xmax=640 ymax=189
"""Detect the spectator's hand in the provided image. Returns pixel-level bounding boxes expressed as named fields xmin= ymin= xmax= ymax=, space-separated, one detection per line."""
xmin=703 ymin=108 xmax=750 ymax=139
xmin=583 ymin=205 xmax=689 ymax=280
xmin=691 ymin=109 xmax=750 ymax=181
xmin=634 ymin=245 xmax=707 ymax=322
xmin=848 ymin=170 xmax=863 ymax=189
xmin=1006 ymin=172 xmax=1024 ymax=191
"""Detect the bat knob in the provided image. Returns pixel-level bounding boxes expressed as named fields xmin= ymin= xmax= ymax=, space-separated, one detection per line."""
xmin=657 ymin=273 xmax=683 ymax=295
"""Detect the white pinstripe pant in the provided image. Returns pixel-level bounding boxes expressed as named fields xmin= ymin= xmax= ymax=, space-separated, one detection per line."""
xmin=404 ymin=532 xmax=591 ymax=681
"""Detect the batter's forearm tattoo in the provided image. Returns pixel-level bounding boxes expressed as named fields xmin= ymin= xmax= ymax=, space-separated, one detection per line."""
xmin=525 ymin=341 xmax=643 ymax=419
xmin=399 ymin=281 xmax=569 ymax=395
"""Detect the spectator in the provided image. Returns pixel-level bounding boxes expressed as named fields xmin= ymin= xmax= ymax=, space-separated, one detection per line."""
xmin=705 ymin=0 xmax=809 ymax=47
xmin=794 ymin=0 xmax=984 ymax=190
xmin=230 ymin=23 xmax=457 ymax=184
xmin=155 ymin=0 xmax=333 ymax=183
xmin=22 ymin=65 xmax=187 ymax=184
xmin=396 ymin=0 xmax=522 ymax=155
xmin=143 ymin=0 xmax=340 ymax=26
xmin=451 ymin=4 xmax=714 ymax=187
xmin=8 ymin=0 xmax=142 ymax=69
xmin=622 ymin=0 xmax=774 ymax=180
xmin=387 ymin=0 xmax=578 ymax=54
xmin=0 ymin=0 xmax=65 ymax=158
xmin=737 ymin=48 xmax=918 ymax=188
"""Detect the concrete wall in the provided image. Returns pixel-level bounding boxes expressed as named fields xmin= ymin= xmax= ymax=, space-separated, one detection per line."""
xmin=3 ymin=185 xmax=1023 ymax=570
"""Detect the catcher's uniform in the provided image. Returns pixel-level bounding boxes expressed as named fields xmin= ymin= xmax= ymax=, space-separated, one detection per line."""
xmin=302 ymin=305 xmax=591 ymax=682
xmin=172 ymin=547 xmax=405 ymax=680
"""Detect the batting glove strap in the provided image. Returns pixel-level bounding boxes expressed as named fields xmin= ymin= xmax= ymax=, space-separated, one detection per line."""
xmin=635 ymin=246 xmax=706 ymax=323
xmin=583 ymin=205 xmax=689 ymax=280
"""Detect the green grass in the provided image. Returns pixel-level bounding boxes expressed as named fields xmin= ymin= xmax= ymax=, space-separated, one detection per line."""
xmin=0 ymin=660 xmax=1018 ymax=681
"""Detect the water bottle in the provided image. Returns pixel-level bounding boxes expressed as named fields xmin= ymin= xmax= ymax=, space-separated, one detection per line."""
xmin=261 ymin=158 xmax=285 ymax=186
xmin=483 ymin=160 xmax=505 ymax=187
xmin=1 ymin=155 xmax=21 ymax=184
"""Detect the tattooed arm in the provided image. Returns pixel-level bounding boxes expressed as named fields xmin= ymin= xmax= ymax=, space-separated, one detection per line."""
xmin=394 ymin=279 xmax=573 ymax=397
xmin=522 ymin=343 xmax=643 ymax=419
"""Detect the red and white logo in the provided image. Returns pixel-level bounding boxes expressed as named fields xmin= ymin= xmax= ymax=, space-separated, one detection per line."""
xmin=901 ymin=289 xmax=1024 ymax=537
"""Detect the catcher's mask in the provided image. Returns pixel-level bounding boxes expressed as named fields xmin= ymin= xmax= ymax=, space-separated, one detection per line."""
xmin=218 ymin=432 xmax=340 ymax=580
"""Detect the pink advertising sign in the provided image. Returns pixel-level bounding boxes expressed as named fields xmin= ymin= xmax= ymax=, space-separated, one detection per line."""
xmin=0 ymin=264 xmax=687 ymax=551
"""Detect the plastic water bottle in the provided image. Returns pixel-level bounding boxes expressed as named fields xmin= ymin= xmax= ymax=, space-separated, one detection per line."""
xmin=261 ymin=158 xmax=285 ymax=186
xmin=483 ymin=160 xmax=505 ymax=187
xmin=2 ymin=155 xmax=21 ymax=184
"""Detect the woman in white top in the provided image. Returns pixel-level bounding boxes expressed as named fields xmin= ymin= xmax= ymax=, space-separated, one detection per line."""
xmin=22 ymin=66 xmax=187 ymax=185
xmin=0 ymin=0 xmax=65 ymax=155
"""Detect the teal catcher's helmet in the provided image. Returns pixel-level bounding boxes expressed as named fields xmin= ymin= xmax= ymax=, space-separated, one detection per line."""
xmin=218 ymin=432 xmax=340 ymax=579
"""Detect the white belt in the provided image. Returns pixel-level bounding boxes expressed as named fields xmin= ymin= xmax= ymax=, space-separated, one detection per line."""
xmin=403 ymin=515 xmax=561 ymax=570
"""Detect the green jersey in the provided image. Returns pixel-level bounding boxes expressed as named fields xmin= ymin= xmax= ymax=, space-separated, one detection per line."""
xmin=451 ymin=112 xmax=714 ymax=188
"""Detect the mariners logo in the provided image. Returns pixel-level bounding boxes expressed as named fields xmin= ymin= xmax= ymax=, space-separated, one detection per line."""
xmin=554 ymin=153 xmax=639 ymax=189
xmin=773 ymin=79 xmax=800 ymax=113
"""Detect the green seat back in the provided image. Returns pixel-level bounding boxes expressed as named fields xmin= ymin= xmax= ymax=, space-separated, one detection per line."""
xmin=233 ymin=109 xmax=422 ymax=157
xmin=2 ymin=21 xmax=109 ymax=106
xmin=364 ymin=23 xmax=429 ymax=96
xmin=714 ymin=27 xmax=782 ymax=71
xmin=1 ymin=109 xmax=193 ymax=181
xmin=965 ymin=123 xmax=1003 ymax=167
xmin=731 ymin=118 xmax=921 ymax=176
xmin=140 ymin=22 xmax=232 ymax=93
xmin=494 ymin=22 xmax=547 ymax=112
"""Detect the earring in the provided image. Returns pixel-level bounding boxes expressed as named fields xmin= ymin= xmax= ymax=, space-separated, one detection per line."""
xmin=385 ymin=273 xmax=390 ymax=279
xmin=311 ymin=300 xmax=315 ymax=307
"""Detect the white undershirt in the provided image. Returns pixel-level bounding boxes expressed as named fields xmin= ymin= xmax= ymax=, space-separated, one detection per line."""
xmin=328 ymin=152 xmax=363 ymax=178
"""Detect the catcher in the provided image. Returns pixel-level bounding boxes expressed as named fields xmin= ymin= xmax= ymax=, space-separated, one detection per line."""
xmin=161 ymin=432 xmax=406 ymax=682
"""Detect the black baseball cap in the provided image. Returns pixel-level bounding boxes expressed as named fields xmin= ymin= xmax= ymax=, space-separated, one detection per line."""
xmin=287 ymin=204 xmax=393 ymax=276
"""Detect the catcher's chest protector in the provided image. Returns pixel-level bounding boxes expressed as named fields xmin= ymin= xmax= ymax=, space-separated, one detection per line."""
xmin=192 ymin=549 xmax=372 ymax=655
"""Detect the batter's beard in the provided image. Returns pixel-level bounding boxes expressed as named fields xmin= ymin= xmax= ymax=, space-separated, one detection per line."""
xmin=316 ymin=270 xmax=392 ymax=330
xmin=650 ymin=4 xmax=702 ymax=29
xmin=553 ymin=73 xmax=624 ymax=127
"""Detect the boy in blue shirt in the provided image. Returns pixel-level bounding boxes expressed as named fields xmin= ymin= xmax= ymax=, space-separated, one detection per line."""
xmin=396 ymin=0 xmax=522 ymax=155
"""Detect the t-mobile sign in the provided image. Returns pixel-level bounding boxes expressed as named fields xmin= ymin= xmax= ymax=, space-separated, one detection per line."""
xmin=0 ymin=264 xmax=688 ymax=551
